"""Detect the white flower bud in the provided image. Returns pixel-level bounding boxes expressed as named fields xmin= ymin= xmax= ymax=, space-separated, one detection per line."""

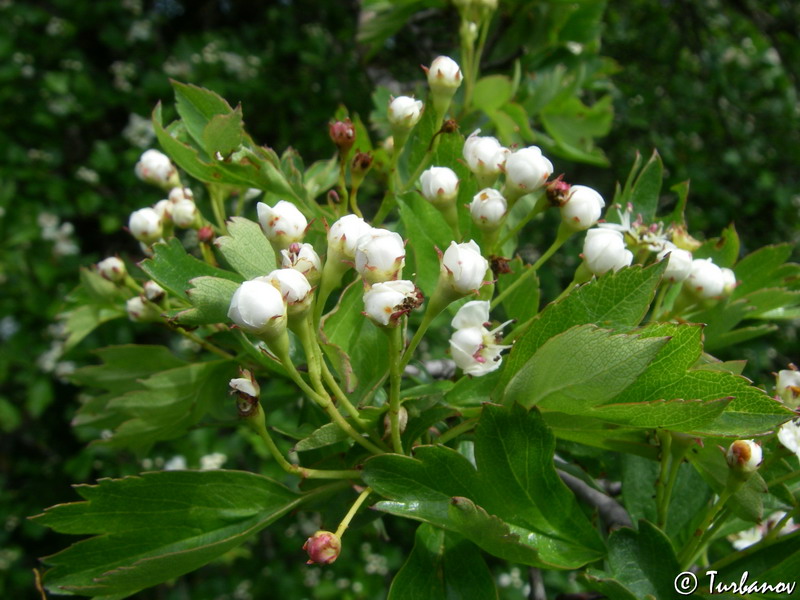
xmin=281 ymin=242 xmax=322 ymax=285
xmin=777 ymin=419 xmax=800 ymax=458
xmin=363 ymin=280 xmax=423 ymax=327
xmin=657 ymin=245 xmax=693 ymax=283
xmin=470 ymin=188 xmax=507 ymax=230
xmin=776 ymin=370 xmax=800 ymax=408
xmin=686 ymin=258 xmax=724 ymax=299
xmin=721 ymin=267 xmax=737 ymax=295
xmin=561 ymin=185 xmax=605 ymax=231
xmin=463 ymin=130 xmax=509 ymax=181
xmin=126 ymin=296 xmax=160 ymax=322
xmin=441 ymin=240 xmax=489 ymax=295
xmin=227 ymin=278 xmax=288 ymax=339
xmin=582 ymin=229 xmax=633 ymax=275
xmin=387 ymin=96 xmax=424 ymax=130
xmin=153 ymin=199 xmax=172 ymax=220
xmin=143 ymin=280 xmax=166 ymax=302
xmin=449 ymin=301 xmax=511 ymax=376
xmin=264 ymin=269 xmax=312 ymax=316
xmin=420 ymin=166 xmax=459 ymax=207
xmin=168 ymin=187 xmax=194 ymax=203
xmin=135 ymin=149 xmax=176 ymax=187
xmin=354 ymin=228 xmax=406 ymax=284
xmin=504 ymin=146 xmax=553 ymax=194
xmin=327 ymin=214 xmax=373 ymax=260
xmin=128 ymin=207 xmax=163 ymax=244
xmin=257 ymin=200 xmax=307 ymax=250
xmin=726 ymin=439 xmax=762 ymax=473
xmin=171 ymin=198 xmax=197 ymax=228
xmin=425 ymin=56 xmax=462 ymax=97
xmin=97 ymin=257 xmax=126 ymax=282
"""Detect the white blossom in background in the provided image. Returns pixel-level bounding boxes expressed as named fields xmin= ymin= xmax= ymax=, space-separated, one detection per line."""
xmin=449 ymin=301 xmax=511 ymax=376
xmin=729 ymin=511 xmax=798 ymax=550
xmin=143 ymin=280 xmax=166 ymax=302
xmin=171 ymin=198 xmax=197 ymax=228
xmin=363 ymin=280 xmax=422 ymax=327
xmin=354 ymin=228 xmax=406 ymax=284
xmin=163 ymin=455 xmax=187 ymax=471
xmin=582 ymin=229 xmax=633 ymax=275
xmin=257 ymin=200 xmax=307 ymax=249
xmin=39 ymin=212 xmax=79 ymax=257
xmin=657 ymin=245 xmax=693 ymax=283
xmin=504 ymin=146 xmax=553 ymax=195
xmin=97 ymin=257 xmax=126 ymax=282
xmin=0 ymin=316 xmax=20 ymax=341
xmin=123 ymin=113 xmax=156 ymax=148
xmin=134 ymin=149 xmax=176 ymax=187
xmin=686 ymin=258 xmax=725 ymax=298
xmin=419 ymin=166 xmax=459 ymax=207
xmin=560 ymin=185 xmax=605 ymax=231
xmin=200 ymin=452 xmax=227 ymax=470
xmin=777 ymin=419 xmax=800 ymax=460
xmin=441 ymin=240 xmax=489 ymax=295
xmin=776 ymin=369 xmax=800 ymax=408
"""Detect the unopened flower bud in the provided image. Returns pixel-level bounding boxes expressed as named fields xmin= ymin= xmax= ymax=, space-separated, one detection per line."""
xmin=327 ymin=214 xmax=373 ymax=260
xmin=281 ymin=242 xmax=322 ymax=285
xmin=463 ymin=130 xmax=509 ymax=187
xmin=198 ymin=225 xmax=215 ymax=244
xmin=168 ymin=187 xmax=194 ymax=203
xmin=721 ymin=267 xmax=737 ymax=296
xmin=135 ymin=149 xmax=178 ymax=188
xmin=504 ymin=146 xmax=553 ymax=196
xmin=470 ymin=188 xmax=507 ymax=230
xmin=686 ymin=258 xmax=724 ymax=299
xmin=265 ymin=268 xmax=313 ymax=316
xmin=726 ymin=440 xmax=762 ymax=474
xmin=420 ymin=166 xmax=459 ymax=208
xmin=441 ymin=240 xmax=489 ymax=295
xmin=776 ymin=369 xmax=800 ymax=408
xmin=97 ymin=256 xmax=126 ymax=282
xmin=126 ymin=296 xmax=161 ymax=322
xmin=387 ymin=96 xmax=424 ymax=130
xmin=561 ymin=185 xmax=605 ymax=231
xmin=228 ymin=278 xmax=288 ymax=340
xmin=143 ymin=280 xmax=166 ymax=302
xmin=153 ymin=199 xmax=172 ymax=221
xmin=303 ymin=530 xmax=341 ymax=565
xmin=657 ymin=246 xmax=693 ymax=283
xmin=384 ymin=405 xmax=409 ymax=436
xmin=424 ymin=56 xmax=462 ymax=117
xmin=329 ymin=119 xmax=355 ymax=156
xmin=351 ymin=152 xmax=373 ymax=182
xmin=171 ymin=198 xmax=197 ymax=228
xmin=354 ymin=228 xmax=406 ymax=284
xmin=582 ymin=229 xmax=633 ymax=275
xmin=257 ymin=200 xmax=307 ymax=250
xmin=363 ymin=280 xmax=423 ymax=327
xmin=128 ymin=207 xmax=163 ymax=245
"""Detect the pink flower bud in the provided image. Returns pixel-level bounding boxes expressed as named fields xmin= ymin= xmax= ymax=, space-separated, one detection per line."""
xmin=303 ymin=530 xmax=341 ymax=565
xmin=329 ymin=119 xmax=356 ymax=155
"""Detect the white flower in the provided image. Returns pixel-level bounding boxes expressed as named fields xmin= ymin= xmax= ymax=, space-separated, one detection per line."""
xmin=200 ymin=452 xmax=227 ymax=470
xmin=420 ymin=166 xmax=459 ymax=207
xmin=128 ymin=207 xmax=163 ymax=244
xmin=143 ymin=280 xmax=166 ymax=302
xmin=171 ymin=198 xmax=197 ymax=228
xmin=778 ymin=419 xmax=800 ymax=459
xmin=387 ymin=96 xmax=424 ymax=130
xmin=449 ymin=301 xmax=511 ymax=376
xmin=134 ymin=149 xmax=176 ymax=187
xmin=363 ymin=280 xmax=422 ymax=327
xmin=463 ymin=130 xmax=509 ymax=180
xmin=97 ymin=257 xmax=126 ymax=282
xmin=582 ymin=229 xmax=633 ymax=275
xmin=776 ymin=370 xmax=800 ymax=408
xmin=281 ymin=242 xmax=322 ymax=285
xmin=470 ymin=188 xmax=507 ymax=229
xmin=726 ymin=439 xmax=762 ymax=473
xmin=686 ymin=258 xmax=724 ymax=299
xmin=327 ymin=214 xmax=373 ymax=260
xmin=163 ymin=455 xmax=188 ymax=471
xmin=441 ymin=240 xmax=489 ymax=295
xmin=354 ymin=228 xmax=406 ymax=284
xmin=264 ymin=269 xmax=312 ymax=316
xmin=425 ymin=56 xmax=462 ymax=94
xmin=657 ymin=245 xmax=693 ymax=283
xmin=721 ymin=267 xmax=737 ymax=295
xmin=504 ymin=146 xmax=553 ymax=194
xmin=257 ymin=200 xmax=307 ymax=249
xmin=561 ymin=185 xmax=605 ymax=231
xmin=228 ymin=278 xmax=288 ymax=338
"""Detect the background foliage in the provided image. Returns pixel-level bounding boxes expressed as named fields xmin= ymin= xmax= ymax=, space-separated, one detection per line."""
xmin=1 ymin=0 xmax=798 ymax=597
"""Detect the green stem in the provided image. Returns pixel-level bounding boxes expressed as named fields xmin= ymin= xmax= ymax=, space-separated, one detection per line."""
xmin=437 ymin=417 xmax=478 ymax=445
xmin=349 ymin=183 xmax=363 ymax=218
xmin=678 ymin=485 xmax=736 ymax=569
xmin=170 ymin=325 xmax=234 ymax=360
xmin=387 ymin=325 xmax=405 ymax=454
xmin=497 ymin=193 xmax=548 ymax=249
xmin=336 ymin=158 xmax=349 ymax=218
xmin=491 ymin=223 xmax=574 ymax=310
xmin=209 ymin=185 xmax=229 ymax=235
xmin=320 ymin=360 xmax=365 ymax=425
xmin=650 ymin=283 xmax=670 ymax=322
xmin=655 ymin=430 xmax=673 ymax=528
xmin=765 ymin=467 xmax=800 ymax=489
xmin=334 ymin=487 xmax=373 ymax=538
xmin=400 ymin=307 xmax=437 ymax=370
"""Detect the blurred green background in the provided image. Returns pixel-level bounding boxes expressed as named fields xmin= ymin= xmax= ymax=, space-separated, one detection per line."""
xmin=1 ymin=0 xmax=797 ymax=597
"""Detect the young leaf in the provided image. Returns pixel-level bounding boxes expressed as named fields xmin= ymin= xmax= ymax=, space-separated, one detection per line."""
xmin=214 ymin=216 xmax=277 ymax=280
xmin=388 ymin=524 xmax=497 ymax=600
xmin=171 ymin=276 xmax=241 ymax=326
xmin=34 ymin=470 xmax=303 ymax=598
xmin=201 ymin=108 xmax=244 ymax=157
xmin=172 ymin=81 xmax=234 ymax=150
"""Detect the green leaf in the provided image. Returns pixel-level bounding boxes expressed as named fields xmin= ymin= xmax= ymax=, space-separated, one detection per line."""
xmin=497 ymin=261 xmax=667 ymax=394
xmin=540 ymin=95 xmax=612 ymax=166
xmin=71 ymin=345 xmax=187 ymax=394
xmin=171 ymin=276 xmax=241 ymax=326
xmin=473 ymin=75 xmax=513 ymax=113
xmin=504 ymin=325 xmax=669 ymax=413
xmin=140 ymin=238 xmax=241 ymax=300
xmin=294 ymin=422 xmax=351 ymax=452
xmin=496 ymin=257 xmax=540 ymax=323
xmin=628 ymin=150 xmax=662 ymax=223
xmin=35 ymin=470 xmax=302 ymax=598
xmin=694 ymin=223 xmax=740 ymax=268
xmin=62 ymin=304 xmax=125 ymax=352
xmin=214 ymin=216 xmax=276 ymax=279
xmin=397 ymin=192 xmax=453 ymax=296
xmin=172 ymin=81 xmax=235 ymax=149
xmin=732 ymin=244 xmax=794 ymax=300
xmin=79 ymin=267 xmax=127 ymax=305
xmin=201 ymin=108 xmax=244 ymax=157
xmin=715 ymin=531 xmax=800 ymax=594
xmin=388 ymin=524 xmax=497 ymax=600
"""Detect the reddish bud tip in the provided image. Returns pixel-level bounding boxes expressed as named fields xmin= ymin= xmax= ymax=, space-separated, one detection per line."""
xmin=303 ymin=530 xmax=341 ymax=565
